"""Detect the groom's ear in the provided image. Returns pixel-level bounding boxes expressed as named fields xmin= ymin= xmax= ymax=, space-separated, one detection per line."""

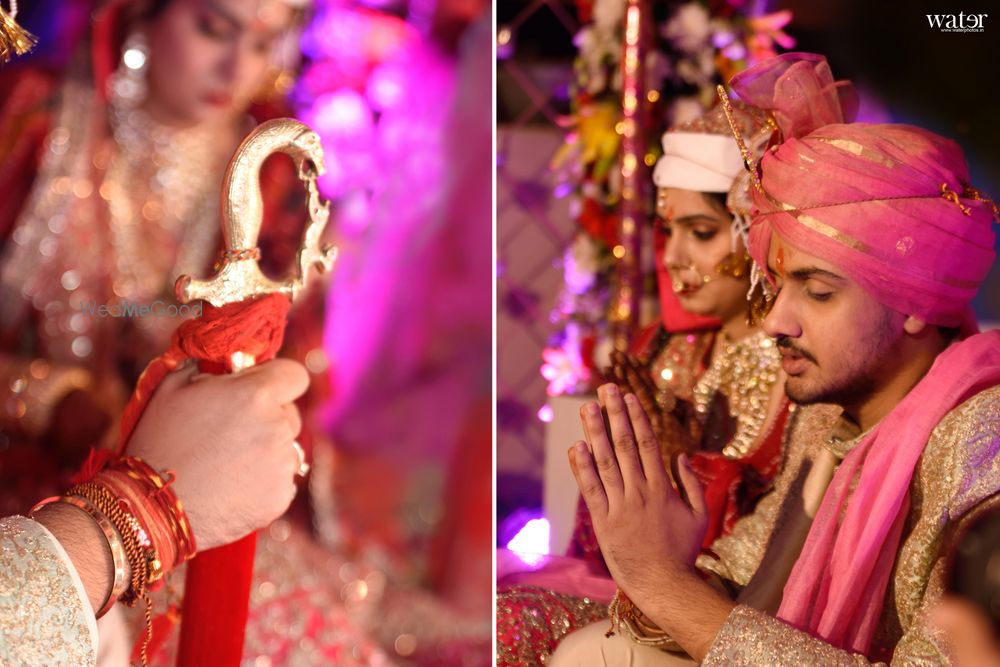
xmin=903 ymin=315 xmax=927 ymax=336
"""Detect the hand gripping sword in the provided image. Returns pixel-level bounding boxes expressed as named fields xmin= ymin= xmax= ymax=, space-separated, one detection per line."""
xmin=173 ymin=118 xmax=336 ymax=665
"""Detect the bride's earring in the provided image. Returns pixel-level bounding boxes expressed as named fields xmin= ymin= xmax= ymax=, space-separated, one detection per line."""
xmin=109 ymin=32 xmax=150 ymax=109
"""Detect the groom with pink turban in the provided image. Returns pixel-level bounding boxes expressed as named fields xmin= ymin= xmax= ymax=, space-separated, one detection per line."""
xmin=551 ymin=52 xmax=1000 ymax=666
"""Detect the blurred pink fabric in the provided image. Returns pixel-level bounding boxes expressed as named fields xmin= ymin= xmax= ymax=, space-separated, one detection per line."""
xmin=496 ymin=549 xmax=617 ymax=603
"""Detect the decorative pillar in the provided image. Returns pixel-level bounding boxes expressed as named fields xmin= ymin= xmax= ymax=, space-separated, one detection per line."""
xmin=611 ymin=0 xmax=648 ymax=352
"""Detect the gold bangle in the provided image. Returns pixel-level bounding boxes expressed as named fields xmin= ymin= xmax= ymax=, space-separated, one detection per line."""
xmin=68 ymin=483 xmax=150 ymax=606
xmin=30 ymin=495 xmax=129 ymax=618
xmin=607 ymin=589 xmax=683 ymax=652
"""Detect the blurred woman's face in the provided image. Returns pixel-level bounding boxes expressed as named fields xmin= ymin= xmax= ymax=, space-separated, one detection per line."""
xmin=143 ymin=0 xmax=292 ymax=126
xmin=656 ymin=187 xmax=750 ymax=324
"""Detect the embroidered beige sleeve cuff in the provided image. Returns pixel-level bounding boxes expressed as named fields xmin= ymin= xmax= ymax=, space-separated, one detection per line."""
xmin=702 ymin=605 xmax=876 ymax=666
xmin=0 ymin=515 xmax=98 ymax=666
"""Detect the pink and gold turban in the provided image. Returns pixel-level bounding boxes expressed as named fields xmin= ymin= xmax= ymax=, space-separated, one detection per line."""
xmin=730 ymin=52 xmax=997 ymax=331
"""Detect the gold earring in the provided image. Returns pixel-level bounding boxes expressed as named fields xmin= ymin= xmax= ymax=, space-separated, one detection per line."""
xmin=747 ymin=281 xmax=776 ymax=326
xmin=252 ymin=67 xmax=295 ymax=104
xmin=714 ymin=252 xmax=752 ymax=279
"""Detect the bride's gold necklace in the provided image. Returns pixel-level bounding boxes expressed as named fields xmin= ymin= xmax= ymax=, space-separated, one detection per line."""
xmin=104 ymin=100 xmax=230 ymax=304
xmin=692 ymin=329 xmax=782 ymax=458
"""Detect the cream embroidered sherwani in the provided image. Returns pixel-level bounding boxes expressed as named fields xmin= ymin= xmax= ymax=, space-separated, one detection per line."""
xmin=0 ymin=515 xmax=98 ymax=665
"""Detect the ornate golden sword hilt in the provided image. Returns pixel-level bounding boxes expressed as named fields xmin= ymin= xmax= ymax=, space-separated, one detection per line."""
xmin=175 ymin=117 xmax=337 ymax=311
xmin=174 ymin=118 xmax=337 ymax=371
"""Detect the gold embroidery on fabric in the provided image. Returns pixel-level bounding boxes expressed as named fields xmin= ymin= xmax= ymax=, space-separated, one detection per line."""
xmin=692 ymin=331 xmax=782 ymax=458
xmin=791 ymin=211 xmax=868 ymax=252
xmin=697 ymin=403 xmax=842 ymax=587
xmin=649 ymin=331 xmax=713 ymax=403
xmin=814 ymin=137 xmax=897 ymax=169
xmin=756 ymin=188 xmax=983 ymax=289
xmin=700 ymin=385 xmax=1000 ymax=666
xmin=0 ymin=516 xmax=96 ymax=665
xmin=497 ymin=585 xmax=608 ymax=665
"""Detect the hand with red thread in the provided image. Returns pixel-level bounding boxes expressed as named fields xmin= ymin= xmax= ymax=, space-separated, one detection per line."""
xmin=126 ymin=358 xmax=310 ymax=550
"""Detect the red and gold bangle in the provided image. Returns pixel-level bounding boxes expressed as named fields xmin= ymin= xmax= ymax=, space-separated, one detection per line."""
xmin=129 ymin=456 xmax=195 ymax=558
xmin=108 ymin=456 xmax=196 ymax=563
xmin=66 ymin=479 xmax=164 ymax=667
xmin=60 ymin=453 xmax=198 ymax=667
xmin=29 ymin=494 xmax=129 ymax=618
xmin=99 ymin=472 xmax=170 ymax=583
